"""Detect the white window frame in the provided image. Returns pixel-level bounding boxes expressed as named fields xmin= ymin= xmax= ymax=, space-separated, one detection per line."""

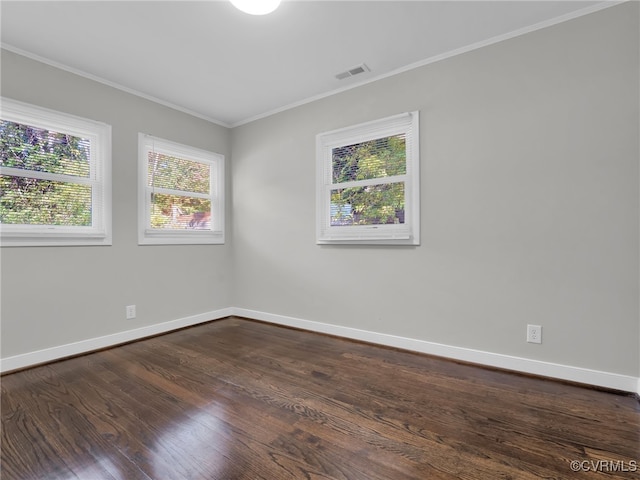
xmin=0 ymin=97 xmax=112 ymax=247
xmin=316 ymin=111 xmax=420 ymax=245
xmin=138 ymin=133 xmax=224 ymax=245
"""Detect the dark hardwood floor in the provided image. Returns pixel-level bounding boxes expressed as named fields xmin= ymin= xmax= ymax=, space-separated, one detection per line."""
xmin=1 ymin=317 xmax=638 ymax=479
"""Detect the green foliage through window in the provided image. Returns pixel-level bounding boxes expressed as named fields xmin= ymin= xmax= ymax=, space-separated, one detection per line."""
xmin=147 ymin=152 xmax=212 ymax=230
xmin=332 ymin=134 xmax=406 ymax=184
xmin=0 ymin=120 xmax=93 ymax=226
xmin=150 ymin=194 xmax=211 ymax=229
xmin=331 ymin=183 xmax=405 ymax=226
xmin=330 ymin=134 xmax=406 ymax=226
xmin=148 ymin=152 xmax=209 ymax=193
xmin=0 ymin=176 xmax=91 ymax=226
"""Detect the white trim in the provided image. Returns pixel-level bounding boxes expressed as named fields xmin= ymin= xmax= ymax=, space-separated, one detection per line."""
xmin=2 ymin=306 xmax=637 ymax=394
xmin=0 ymin=97 xmax=112 ymax=247
xmin=232 ymin=308 xmax=640 ymax=394
xmin=137 ymin=133 xmax=225 ymax=245
xmin=231 ymin=1 xmax=625 ymax=127
xmin=0 ymin=44 xmax=232 ymax=128
xmin=0 ymin=307 xmax=233 ymax=373
xmin=1 ymin=2 xmax=622 ymax=129
xmin=316 ymin=111 xmax=420 ymax=245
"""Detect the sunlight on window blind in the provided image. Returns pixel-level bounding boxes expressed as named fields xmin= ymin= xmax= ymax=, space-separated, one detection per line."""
xmin=0 ymin=120 xmax=94 ymax=226
xmin=147 ymin=151 xmax=212 ymax=231
xmin=329 ymin=134 xmax=407 ymax=227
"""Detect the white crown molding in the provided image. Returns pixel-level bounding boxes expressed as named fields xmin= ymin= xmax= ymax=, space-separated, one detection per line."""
xmin=0 ymin=43 xmax=232 ymax=128
xmin=1 ymin=1 xmax=624 ymax=129
xmin=230 ymin=1 xmax=625 ymax=127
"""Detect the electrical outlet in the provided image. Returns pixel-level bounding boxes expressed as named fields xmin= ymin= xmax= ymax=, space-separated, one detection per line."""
xmin=527 ymin=324 xmax=542 ymax=344
xmin=126 ymin=305 xmax=136 ymax=320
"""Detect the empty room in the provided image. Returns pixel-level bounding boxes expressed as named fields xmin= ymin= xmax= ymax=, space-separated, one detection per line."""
xmin=1 ymin=1 xmax=638 ymax=479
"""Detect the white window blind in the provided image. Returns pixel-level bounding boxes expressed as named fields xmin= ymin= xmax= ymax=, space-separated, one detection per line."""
xmin=316 ymin=111 xmax=420 ymax=245
xmin=0 ymin=97 xmax=112 ymax=246
xmin=138 ymin=134 xmax=224 ymax=245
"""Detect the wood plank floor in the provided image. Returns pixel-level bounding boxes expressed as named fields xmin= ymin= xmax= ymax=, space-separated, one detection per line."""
xmin=2 ymin=317 xmax=639 ymax=480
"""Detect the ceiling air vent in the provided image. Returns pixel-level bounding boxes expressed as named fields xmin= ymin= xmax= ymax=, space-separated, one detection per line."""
xmin=335 ymin=63 xmax=370 ymax=80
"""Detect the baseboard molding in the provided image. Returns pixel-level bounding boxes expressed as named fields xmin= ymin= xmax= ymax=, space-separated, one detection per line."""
xmin=233 ymin=308 xmax=640 ymax=394
xmin=2 ymin=306 xmax=638 ymax=394
xmin=0 ymin=307 xmax=233 ymax=373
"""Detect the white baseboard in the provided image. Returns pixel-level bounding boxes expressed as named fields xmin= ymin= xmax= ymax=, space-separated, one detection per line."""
xmin=2 ymin=306 xmax=638 ymax=395
xmin=0 ymin=307 xmax=233 ymax=373
xmin=233 ymin=308 xmax=640 ymax=394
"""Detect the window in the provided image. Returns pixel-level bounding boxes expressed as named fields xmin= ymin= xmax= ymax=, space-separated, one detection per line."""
xmin=138 ymin=134 xmax=224 ymax=245
xmin=0 ymin=98 xmax=112 ymax=247
xmin=316 ymin=111 xmax=420 ymax=245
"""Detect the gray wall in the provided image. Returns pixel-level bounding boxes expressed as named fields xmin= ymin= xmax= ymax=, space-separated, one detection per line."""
xmin=1 ymin=3 xmax=638 ymax=380
xmin=231 ymin=3 xmax=639 ymax=376
xmin=1 ymin=50 xmax=233 ymax=358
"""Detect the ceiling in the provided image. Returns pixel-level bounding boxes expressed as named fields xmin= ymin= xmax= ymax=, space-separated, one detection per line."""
xmin=1 ymin=0 xmax=609 ymax=127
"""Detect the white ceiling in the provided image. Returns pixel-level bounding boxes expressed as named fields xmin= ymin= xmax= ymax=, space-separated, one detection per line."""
xmin=1 ymin=0 xmax=609 ymax=127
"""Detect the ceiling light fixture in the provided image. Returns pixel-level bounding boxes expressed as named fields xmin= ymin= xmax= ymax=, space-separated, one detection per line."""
xmin=230 ymin=0 xmax=281 ymax=15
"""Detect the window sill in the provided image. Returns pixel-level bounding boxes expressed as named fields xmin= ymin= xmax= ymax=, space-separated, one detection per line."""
xmin=139 ymin=229 xmax=224 ymax=245
xmin=0 ymin=232 xmax=111 ymax=247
